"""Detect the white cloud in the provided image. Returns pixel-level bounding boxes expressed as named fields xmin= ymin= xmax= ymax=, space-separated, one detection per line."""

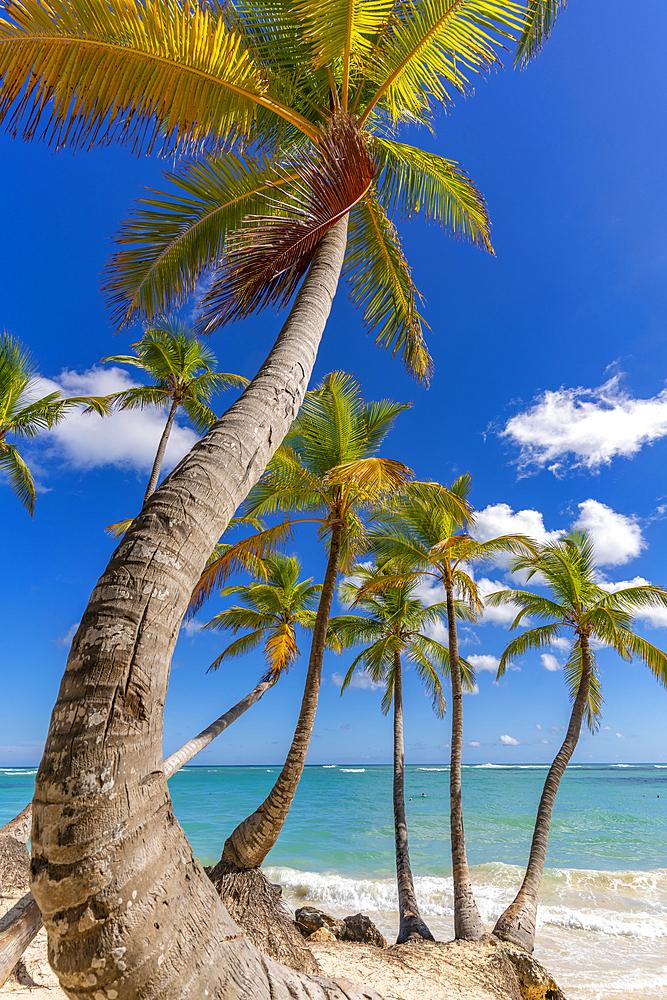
xmin=550 ymin=637 xmax=571 ymax=653
xmin=501 ymin=375 xmax=667 ymax=473
xmin=475 ymin=576 xmax=519 ymax=625
xmin=467 ymin=741 xmax=481 ymax=747
xmin=574 ymin=499 xmax=644 ymax=566
xmin=473 ymin=503 xmax=562 ymax=546
xmin=616 ymin=732 xmax=625 ymax=738
xmin=540 ymin=653 xmax=562 ymax=672
xmin=539 ymin=738 xmax=549 ymax=744
xmin=462 ymin=683 xmax=480 ymax=696
xmin=602 ymin=726 xmax=611 ymax=731
xmin=35 ymin=367 xmax=198 ymax=474
xmin=331 ymin=670 xmax=383 ymax=691
xmin=535 ymin=723 xmax=542 ymax=730
xmin=467 ymin=653 xmax=499 ymax=674
xmin=500 ymin=734 xmax=520 ymax=746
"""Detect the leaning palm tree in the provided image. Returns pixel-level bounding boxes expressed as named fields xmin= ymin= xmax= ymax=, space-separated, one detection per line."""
xmin=366 ymin=474 xmax=535 ymax=939
xmin=0 ymin=332 xmax=110 ymax=514
xmin=333 ymin=567 xmax=474 ymax=943
xmin=164 ymin=554 xmax=337 ymax=775
xmin=195 ymin=372 xmax=421 ymax=874
xmin=102 ymin=319 xmax=247 ymax=509
xmin=0 ymin=0 xmax=565 ymax=991
xmin=488 ymin=529 xmax=667 ymax=953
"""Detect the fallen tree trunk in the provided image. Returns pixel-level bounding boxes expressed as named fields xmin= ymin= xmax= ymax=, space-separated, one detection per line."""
xmin=0 ymin=893 xmax=42 ymax=989
xmin=0 ymin=804 xmax=31 ymax=844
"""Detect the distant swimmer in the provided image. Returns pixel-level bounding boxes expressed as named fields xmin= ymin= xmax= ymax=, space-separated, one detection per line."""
xmin=421 ymin=793 xmax=426 ymax=797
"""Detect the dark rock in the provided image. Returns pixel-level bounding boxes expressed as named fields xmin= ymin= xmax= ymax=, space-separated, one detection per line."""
xmin=295 ymin=905 xmax=345 ymax=940
xmin=342 ymin=912 xmax=387 ymax=948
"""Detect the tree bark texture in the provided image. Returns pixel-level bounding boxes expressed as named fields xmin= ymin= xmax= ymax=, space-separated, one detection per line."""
xmin=0 ymin=893 xmax=42 ymax=989
xmin=393 ymin=652 xmax=433 ymax=944
xmin=493 ymin=635 xmax=593 ymax=953
xmin=144 ymin=399 xmax=179 ymax=502
xmin=163 ymin=676 xmax=278 ymax=779
xmin=0 ymin=804 xmax=32 ymax=844
xmin=445 ymin=582 xmax=484 ymax=941
xmin=29 ymin=218 xmax=384 ymax=1000
xmin=220 ymin=522 xmax=343 ymax=872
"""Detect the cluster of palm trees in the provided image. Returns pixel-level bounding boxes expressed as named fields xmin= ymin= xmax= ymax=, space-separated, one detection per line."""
xmin=2 ymin=0 xmax=662 ymax=994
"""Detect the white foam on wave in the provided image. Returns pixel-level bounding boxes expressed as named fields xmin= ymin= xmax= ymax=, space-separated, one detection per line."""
xmin=0 ymin=768 xmax=37 ymax=774
xmin=322 ymin=765 xmax=336 ymax=768
xmin=612 ymin=764 xmax=633 ymax=767
xmin=340 ymin=768 xmax=365 ymax=773
xmin=416 ymin=767 xmax=448 ymax=771
xmin=654 ymin=765 xmax=667 ymax=768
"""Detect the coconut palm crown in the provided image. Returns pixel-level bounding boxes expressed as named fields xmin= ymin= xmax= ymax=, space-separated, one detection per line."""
xmin=103 ymin=319 xmax=248 ymax=504
xmin=0 ymin=332 xmax=110 ymax=514
xmin=0 ymin=0 xmax=565 ymax=385
xmin=488 ymin=528 xmax=667 ymax=953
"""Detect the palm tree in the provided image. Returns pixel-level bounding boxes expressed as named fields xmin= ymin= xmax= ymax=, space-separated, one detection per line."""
xmin=192 ymin=372 xmax=417 ymax=874
xmin=102 ymin=319 xmax=247 ymax=507
xmin=163 ymin=554 xmax=337 ymax=775
xmin=0 ymin=1 xmax=565 ymax=992
xmin=0 ymin=332 xmax=110 ymax=514
xmin=333 ymin=567 xmax=474 ymax=944
xmin=366 ymin=475 xmax=535 ymax=939
xmin=488 ymin=529 xmax=667 ymax=953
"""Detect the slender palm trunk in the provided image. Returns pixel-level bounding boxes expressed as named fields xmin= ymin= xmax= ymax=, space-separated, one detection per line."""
xmin=29 ymin=218 xmax=383 ymax=1000
xmin=393 ymin=652 xmax=434 ymax=944
xmin=219 ymin=523 xmax=343 ymax=872
xmin=163 ymin=676 xmax=278 ymax=778
xmin=144 ymin=398 xmax=178 ymax=502
xmin=494 ymin=634 xmax=593 ymax=953
xmin=445 ymin=580 xmax=484 ymax=940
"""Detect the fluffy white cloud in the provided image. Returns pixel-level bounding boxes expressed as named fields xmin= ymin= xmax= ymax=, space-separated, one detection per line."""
xmin=476 ymin=576 xmax=519 ymax=625
xmin=467 ymin=653 xmax=499 ymax=674
xmin=535 ymin=723 xmax=542 ymax=730
xmin=35 ymin=367 xmax=198 ymax=474
xmin=574 ymin=499 xmax=644 ymax=566
xmin=501 ymin=375 xmax=667 ymax=473
xmin=331 ymin=670 xmax=383 ymax=691
xmin=540 ymin=653 xmax=561 ymax=672
xmin=500 ymin=734 xmax=520 ymax=746
xmin=616 ymin=732 xmax=625 ymax=738
xmin=473 ymin=503 xmax=562 ymax=546
xmin=467 ymin=741 xmax=481 ymax=747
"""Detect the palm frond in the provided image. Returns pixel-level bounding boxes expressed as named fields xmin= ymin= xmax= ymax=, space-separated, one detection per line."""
xmin=103 ymin=153 xmax=297 ymax=329
xmin=374 ymin=137 xmax=493 ymax=252
xmin=496 ymin=622 xmax=566 ymax=677
xmin=207 ymin=629 xmax=265 ymax=672
xmin=0 ymin=445 xmax=36 ymax=514
xmin=198 ymin=115 xmax=376 ymax=330
xmin=344 ymin=192 xmax=432 ymax=384
xmin=514 ymin=0 xmax=565 ymax=69
xmin=0 ymin=0 xmax=319 ymax=154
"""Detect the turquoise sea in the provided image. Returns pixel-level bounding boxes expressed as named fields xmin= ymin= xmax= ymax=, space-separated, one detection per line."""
xmin=2 ymin=762 xmax=666 ymax=999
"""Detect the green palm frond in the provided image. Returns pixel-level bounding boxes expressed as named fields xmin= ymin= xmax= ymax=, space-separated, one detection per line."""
xmin=345 ymin=193 xmax=432 ymax=384
xmin=207 ymin=630 xmax=266 ymax=672
xmin=514 ymin=0 xmax=565 ymax=68
xmin=0 ymin=0 xmax=319 ymax=154
xmin=181 ymin=397 xmax=220 ymax=436
xmin=0 ymin=444 xmax=36 ymax=514
xmin=103 ymin=153 xmax=296 ymax=329
xmin=374 ymin=137 xmax=493 ymax=252
xmin=359 ymin=0 xmax=524 ymax=126
xmin=496 ymin=623 xmax=566 ymax=677
xmin=618 ymin=631 xmax=667 ymax=688
xmin=103 ymin=386 xmax=171 ymax=412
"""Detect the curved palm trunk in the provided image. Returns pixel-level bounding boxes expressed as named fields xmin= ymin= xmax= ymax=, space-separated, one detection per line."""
xmin=144 ymin=398 xmax=178 ymax=502
xmin=219 ymin=523 xmax=343 ymax=872
xmin=0 ymin=678 xmax=279 ymax=982
xmin=29 ymin=218 xmax=384 ymax=1000
xmin=163 ymin=676 xmax=278 ymax=778
xmin=494 ymin=635 xmax=592 ymax=953
xmin=445 ymin=581 xmax=484 ymax=940
xmin=393 ymin=652 xmax=434 ymax=944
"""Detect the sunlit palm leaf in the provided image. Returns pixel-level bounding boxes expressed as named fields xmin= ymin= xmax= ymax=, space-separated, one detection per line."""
xmin=0 ymin=444 xmax=36 ymax=514
xmin=345 ymin=193 xmax=432 ymax=384
xmin=374 ymin=137 xmax=493 ymax=252
xmin=198 ymin=116 xmax=376 ymax=330
xmin=103 ymin=153 xmax=298 ymax=329
xmin=0 ymin=0 xmax=319 ymax=154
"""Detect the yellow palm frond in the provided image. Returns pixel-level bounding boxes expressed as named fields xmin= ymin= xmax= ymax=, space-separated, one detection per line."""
xmin=264 ymin=623 xmax=299 ymax=678
xmin=0 ymin=0 xmax=319 ymax=154
xmin=324 ymin=456 xmax=412 ymax=506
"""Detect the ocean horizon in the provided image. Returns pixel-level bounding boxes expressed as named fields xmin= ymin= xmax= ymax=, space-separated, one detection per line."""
xmin=2 ymin=761 xmax=666 ymax=999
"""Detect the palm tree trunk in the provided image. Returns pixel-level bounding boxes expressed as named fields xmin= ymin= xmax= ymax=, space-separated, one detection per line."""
xmin=163 ymin=676 xmax=278 ymax=778
xmin=0 ymin=894 xmax=42 ymax=989
xmin=493 ymin=635 xmax=593 ymax=953
xmin=144 ymin=398 xmax=178 ymax=502
xmin=29 ymin=218 xmax=384 ymax=1000
xmin=219 ymin=522 xmax=343 ymax=872
xmin=0 ymin=803 xmax=31 ymax=842
xmin=445 ymin=581 xmax=484 ymax=940
xmin=393 ymin=651 xmax=434 ymax=944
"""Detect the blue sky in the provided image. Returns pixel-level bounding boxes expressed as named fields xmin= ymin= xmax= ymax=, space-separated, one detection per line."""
xmin=2 ymin=2 xmax=667 ymax=767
